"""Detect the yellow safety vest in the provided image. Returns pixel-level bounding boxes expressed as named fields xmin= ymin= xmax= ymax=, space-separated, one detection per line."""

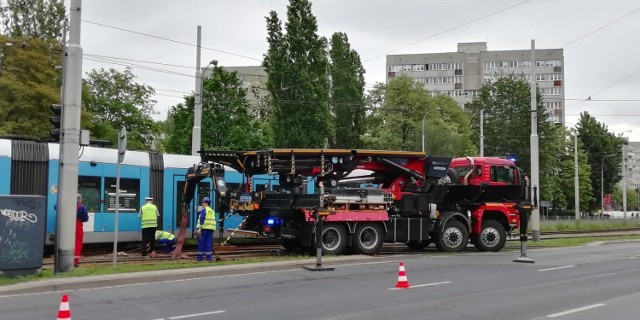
xmin=196 ymin=206 xmax=216 ymax=230
xmin=155 ymin=230 xmax=175 ymax=241
xmin=141 ymin=203 xmax=158 ymax=228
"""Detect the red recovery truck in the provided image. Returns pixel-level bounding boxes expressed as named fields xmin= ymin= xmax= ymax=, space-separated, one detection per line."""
xmin=174 ymin=149 xmax=529 ymax=256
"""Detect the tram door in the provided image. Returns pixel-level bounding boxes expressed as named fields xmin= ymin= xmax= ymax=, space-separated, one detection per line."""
xmin=172 ymin=176 xmax=211 ymax=234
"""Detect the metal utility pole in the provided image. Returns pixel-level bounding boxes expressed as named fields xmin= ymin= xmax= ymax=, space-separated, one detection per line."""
xmin=191 ymin=26 xmax=202 ymax=156
xmin=480 ymin=109 xmax=484 ymax=157
xmin=422 ymin=107 xmax=442 ymax=153
xmin=623 ymin=143 xmax=628 ymax=219
xmin=529 ymin=39 xmax=540 ymax=241
xmin=113 ymin=128 xmax=126 ymax=266
xmin=574 ymin=132 xmax=579 ymax=220
xmin=56 ymin=0 xmax=83 ymax=272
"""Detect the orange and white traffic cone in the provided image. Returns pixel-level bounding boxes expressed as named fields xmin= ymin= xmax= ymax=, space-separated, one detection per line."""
xmin=56 ymin=294 xmax=71 ymax=320
xmin=395 ymin=261 xmax=411 ymax=289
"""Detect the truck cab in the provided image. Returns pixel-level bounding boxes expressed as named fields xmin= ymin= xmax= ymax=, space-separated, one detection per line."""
xmin=450 ymin=157 xmax=520 ymax=186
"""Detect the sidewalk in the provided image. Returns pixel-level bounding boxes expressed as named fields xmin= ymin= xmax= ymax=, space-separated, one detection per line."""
xmin=0 ymin=255 xmax=388 ymax=296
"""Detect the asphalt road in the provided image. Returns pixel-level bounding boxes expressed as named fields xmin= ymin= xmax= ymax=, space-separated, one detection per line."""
xmin=1 ymin=241 xmax=640 ymax=320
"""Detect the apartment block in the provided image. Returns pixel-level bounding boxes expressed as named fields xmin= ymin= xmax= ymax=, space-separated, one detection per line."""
xmin=386 ymin=42 xmax=565 ymax=125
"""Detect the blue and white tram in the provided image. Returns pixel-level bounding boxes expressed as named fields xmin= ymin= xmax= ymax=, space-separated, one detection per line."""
xmin=0 ymin=138 xmax=277 ymax=246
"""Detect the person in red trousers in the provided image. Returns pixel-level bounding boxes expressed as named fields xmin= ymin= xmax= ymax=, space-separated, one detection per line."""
xmin=75 ymin=194 xmax=89 ymax=267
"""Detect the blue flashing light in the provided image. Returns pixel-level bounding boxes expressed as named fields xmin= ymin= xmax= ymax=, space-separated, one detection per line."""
xmin=267 ymin=218 xmax=275 ymax=225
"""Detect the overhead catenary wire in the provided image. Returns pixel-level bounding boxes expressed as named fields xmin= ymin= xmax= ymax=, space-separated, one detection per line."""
xmin=82 ymin=19 xmax=262 ymax=62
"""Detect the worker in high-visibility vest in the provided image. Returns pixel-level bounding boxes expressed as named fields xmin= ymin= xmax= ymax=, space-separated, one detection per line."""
xmin=154 ymin=230 xmax=176 ymax=253
xmin=195 ymin=197 xmax=220 ymax=262
xmin=139 ymin=197 xmax=159 ymax=256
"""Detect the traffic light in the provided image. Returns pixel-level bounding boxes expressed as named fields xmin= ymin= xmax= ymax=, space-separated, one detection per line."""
xmin=50 ymin=103 xmax=62 ymax=142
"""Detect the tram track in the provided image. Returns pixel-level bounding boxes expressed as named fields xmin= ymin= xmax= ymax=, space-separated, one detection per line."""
xmin=41 ymin=228 xmax=640 ymax=266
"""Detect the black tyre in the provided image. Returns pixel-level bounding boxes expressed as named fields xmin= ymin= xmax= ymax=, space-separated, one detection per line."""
xmin=353 ymin=223 xmax=384 ymax=255
xmin=316 ymin=223 xmax=348 ymax=255
xmin=405 ymin=240 xmax=430 ymax=250
xmin=435 ymin=219 xmax=469 ymax=252
xmin=473 ymin=220 xmax=507 ymax=252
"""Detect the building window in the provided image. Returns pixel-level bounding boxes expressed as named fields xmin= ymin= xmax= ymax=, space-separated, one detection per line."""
xmin=454 ymin=69 xmax=462 ymax=75
xmin=78 ymin=176 xmax=101 ymax=212
xmin=455 ymin=83 xmax=462 ymax=89
xmin=554 ymin=80 xmax=562 ymax=87
xmin=388 ymin=72 xmax=395 ymax=78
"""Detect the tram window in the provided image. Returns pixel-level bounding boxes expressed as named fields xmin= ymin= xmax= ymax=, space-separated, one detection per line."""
xmin=78 ymin=176 xmax=101 ymax=211
xmin=104 ymin=178 xmax=141 ymax=212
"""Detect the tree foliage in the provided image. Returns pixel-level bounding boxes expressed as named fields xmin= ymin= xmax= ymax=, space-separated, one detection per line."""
xmin=576 ymin=111 xmax=625 ymax=213
xmin=263 ymin=0 xmax=331 ymax=148
xmin=0 ymin=36 xmax=61 ymax=139
xmin=329 ymin=32 xmax=365 ymax=148
xmin=0 ymin=0 xmax=65 ymax=41
xmin=83 ymin=68 xmax=160 ymax=150
xmin=555 ymin=131 xmax=594 ymax=213
xmin=165 ymin=67 xmax=268 ymax=154
xmin=362 ymin=76 xmax=475 ymax=156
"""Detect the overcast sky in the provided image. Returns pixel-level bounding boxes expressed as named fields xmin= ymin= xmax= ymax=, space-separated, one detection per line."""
xmin=77 ymin=0 xmax=640 ymax=141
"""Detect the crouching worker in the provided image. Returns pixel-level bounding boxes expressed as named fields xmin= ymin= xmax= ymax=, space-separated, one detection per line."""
xmin=154 ymin=230 xmax=177 ymax=253
xmin=195 ymin=197 xmax=221 ymax=262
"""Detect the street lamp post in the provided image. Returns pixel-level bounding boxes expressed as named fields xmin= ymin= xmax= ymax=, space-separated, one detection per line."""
xmin=422 ymin=107 xmax=442 ymax=153
xmin=601 ymin=154 xmax=614 ymax=216
xmin=191 ymin=59 xmax=217 ymax=155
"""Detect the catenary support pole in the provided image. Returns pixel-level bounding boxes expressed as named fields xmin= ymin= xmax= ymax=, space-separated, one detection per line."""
xmin=54 ymin=17 xmax=69 ymax=275
xmin=530 ymin=39 xmax=540 ymax=241
xmin=623 ymin=143 xmax=628 ymax=219
xmin=480 ymin=109 xmax=484 ymax=157
xmin=574 ymin=132 xmax=579 ymax=220
xmin=56 ymin=0 xmax=82 ymax=273
xmin=191 ymin=26 xmax=202 ymax=156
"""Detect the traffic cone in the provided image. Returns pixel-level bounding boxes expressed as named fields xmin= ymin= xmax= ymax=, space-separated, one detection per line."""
xmin=56 ymin=294 xmax=71 ymax=320
xmin=395 ymin=261 xmax=411 ymax=289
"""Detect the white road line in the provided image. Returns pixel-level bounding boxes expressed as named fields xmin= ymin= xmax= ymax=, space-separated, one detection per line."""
xmin=168 ymin=310 xmax=226 ymax=319
xmin=546 ymin=303 xmax=606 ymax=318
xmin=389 ymin=281 xmax=451 ymax=290
xmin=538 ymin=265 xmax=575 ymax=272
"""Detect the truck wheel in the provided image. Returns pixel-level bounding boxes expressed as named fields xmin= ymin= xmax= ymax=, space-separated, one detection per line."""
xmin=436 ymin=219 xmax=469 ymax=252
xmin=406 ymin=240 xmax=430 ymax=250
xmin=316 ymin=223 xmax=347 ymax=255
xmin=473 ymin=220 xmax=506 ymax=252
xmin=353 ymin=223 xmax=384 ymax=255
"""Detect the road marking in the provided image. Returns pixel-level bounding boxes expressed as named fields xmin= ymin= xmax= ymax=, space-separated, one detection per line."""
xmin=538 ymin=265 xmax=575 ymax=272
xmin=546 ymin=303 xmax=605 ymax=318
xmin=168 ymin=310 xmax=226 ymax=319
xmin=389 ymin=281 xmax=451 ymax=290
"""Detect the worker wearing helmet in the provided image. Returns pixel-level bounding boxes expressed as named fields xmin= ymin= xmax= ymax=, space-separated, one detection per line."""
xmin=196 ymin=197 xmax=220 ymax=262
xmin=154 ymin=230 xmax=177 ymax=253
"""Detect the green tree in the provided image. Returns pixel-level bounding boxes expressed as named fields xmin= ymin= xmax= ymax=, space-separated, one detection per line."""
xmin=0 ymin=36 xmax=60 ymax=139
xmin=576 ymin=112 xmax=624 ymax=213
xmin=83 ymin=68 xmax=159 ymax=150
xmin=165 ymin=67 xmax=267 ymax=154
xmin=0 ymin=0 xmax=65 ymax=40
xmin=329 ymin=32 xmax=365 ymax=148
xmin=465 ymin=74 xmax=564 ymax=205
xmin=611 ymin=187 xmax=640 ymax=212
xmin=263 ymin=0 xmax=331 ymax=148
xmin=555 ymin=131 xmax=593 ymax=214
xmin=362 ymin=76 xmax=475 ymax=156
